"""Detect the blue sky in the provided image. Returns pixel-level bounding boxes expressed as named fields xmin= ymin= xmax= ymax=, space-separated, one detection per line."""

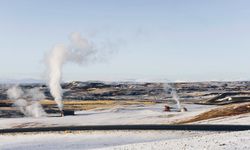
xmin=0 ymin=0 xmax=250 ymax=82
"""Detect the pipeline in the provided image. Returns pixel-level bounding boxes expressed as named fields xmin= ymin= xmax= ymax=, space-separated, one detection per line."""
xmin=0 ymin=124 xmax=250 ymax=134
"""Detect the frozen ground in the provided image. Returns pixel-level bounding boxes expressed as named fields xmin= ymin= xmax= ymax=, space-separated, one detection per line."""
xmin=0 ymin=104 xmax=213 ymax=129
xmin=0 ymin=130 xmax=249 ymax=150
xmin=98 ymin=130 xmax=250 ymax=150
xmin=0 ymin=130 xmax=214 ymax=150
xmin=1 ymin=103 xmax=250 ymax=150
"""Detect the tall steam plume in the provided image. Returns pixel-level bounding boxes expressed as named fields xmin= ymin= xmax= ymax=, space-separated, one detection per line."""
xmin=46 ymin=32 xmax=99 ymax=111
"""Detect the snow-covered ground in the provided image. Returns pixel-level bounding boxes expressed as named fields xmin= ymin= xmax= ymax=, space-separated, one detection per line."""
xmin=98 ymin=130 xmax=250 ymax=150
xmin=0 ymin=130 xmax=249 ymax=150
xmin=1 ymin=103 xmax=250 ymax=150
xmin=0 ymin=104 xmax=213 ymax=129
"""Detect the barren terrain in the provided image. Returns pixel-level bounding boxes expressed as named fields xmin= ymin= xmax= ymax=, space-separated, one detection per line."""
xmin=1 ymin=81 xmax=250 ymax=150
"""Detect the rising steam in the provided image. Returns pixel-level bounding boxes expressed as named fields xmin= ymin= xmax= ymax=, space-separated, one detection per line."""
xmin=46 ymin=32 xmax=100 ymax=111
xmin=170 ymin=88 xmax=181 ymax=110
xmin=47 ymin=45 xmax=68 ymax=110
xmin=7 ymin=86 xmax=47 ymax=117
xmin=163 ymin=83 xmax=181 ymax=110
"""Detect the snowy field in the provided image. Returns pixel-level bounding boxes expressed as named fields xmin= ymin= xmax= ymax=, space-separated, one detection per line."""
xmin=0 ymin=104 xmax=213 ymax=129
xmin=98 ymin=130 xmax=250 ymax=150
xmin=0 ymin=130 xmax=249 ymax=150
xmin=1 ymin=103 xmax=250 ymax=150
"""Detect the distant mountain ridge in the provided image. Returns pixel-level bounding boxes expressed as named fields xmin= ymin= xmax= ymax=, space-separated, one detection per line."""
xmin=0 ymin=78 xmax=44 ymax=84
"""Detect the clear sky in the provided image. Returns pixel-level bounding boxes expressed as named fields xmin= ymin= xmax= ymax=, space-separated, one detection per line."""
xmin=0 ymin=0 xmax=250 ymax=82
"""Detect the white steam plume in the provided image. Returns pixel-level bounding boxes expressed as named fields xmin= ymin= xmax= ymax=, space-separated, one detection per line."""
xmin=163 ymin=83 xmax=181 ymax=110
xmin=47 ymin=45 xmax=68 ymax=110
xmin=170 ymin=88 xmax=181 ymax=110
xmin=7 ymin=86 xmax=47 ymax=117
xmin=46 ymin=32 xmax=102 ymax=111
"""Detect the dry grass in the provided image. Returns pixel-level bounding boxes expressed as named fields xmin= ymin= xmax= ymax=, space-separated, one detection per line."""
xmin=40 ymin=99 xmax=116 ymax=105
xmin=176 ymin=102 xmax=250 ymax=124
xmin=41 ymin=99 xmax=155 ymax=110
xmin=0 ymin=100 xmax=14 ymax=103
xmin=0 ymin=99 xmax=155 ymax=111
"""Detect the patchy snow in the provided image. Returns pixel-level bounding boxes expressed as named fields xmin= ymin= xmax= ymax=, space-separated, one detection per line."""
xmin=1 ymin=103 xmax=250 ymax=150
xmin=197 ymin=112 xmax=250 ymax=125
xmin=0 ymin=104 xmax=213 ymax=129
